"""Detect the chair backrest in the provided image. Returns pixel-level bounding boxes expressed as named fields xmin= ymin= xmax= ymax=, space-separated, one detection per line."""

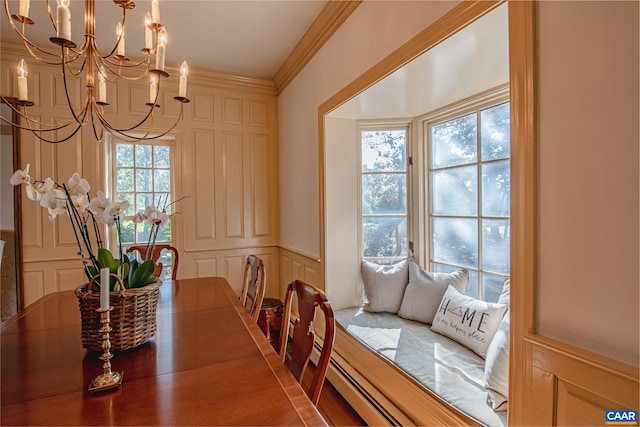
xmin=278 ymin=279 xmax=335 ymax=406
xmin=125 ymin=244 xmax=179 ymax=280
xmin=240 ymin=255 xmax=266 ymax=322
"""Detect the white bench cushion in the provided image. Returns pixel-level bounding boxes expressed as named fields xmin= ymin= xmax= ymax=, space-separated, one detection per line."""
xmin=335 ymin=307 xmax=508 ymax=427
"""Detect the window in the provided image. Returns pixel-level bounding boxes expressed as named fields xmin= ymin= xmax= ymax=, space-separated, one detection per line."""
xmin=111 ymin=138 xmax=175 ymax=280
xmin=426 ymin=101 xmax=510 ymax=302
xmin=360 ymin=127 xmax=409 ymax=260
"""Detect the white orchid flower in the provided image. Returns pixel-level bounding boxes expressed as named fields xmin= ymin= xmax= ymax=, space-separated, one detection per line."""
xmin=144 ymin=205 xmax=169 ymax=226
xmin=67 ymin=173 xmax=90 ymax=196
xmin=88 ymin=191 xmax=111 ymax=217
xmin=70 ymin=194 xmax=89 ymax=212
xmin=25 ymin=178 xmax=55 ymax=202
xmin=9 ymin=164 xmax=30 ymax=186
xmin=131 ymin=213 xmax=145 ymax=224
xmin=39 ymin=189 xmax=68 ymax=220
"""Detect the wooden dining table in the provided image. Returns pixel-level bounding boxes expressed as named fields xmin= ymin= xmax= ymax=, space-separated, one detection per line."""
xmin=1 ymin=277 xmax=327 ymax=426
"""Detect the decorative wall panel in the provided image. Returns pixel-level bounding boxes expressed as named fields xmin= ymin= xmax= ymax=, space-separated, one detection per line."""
xmin=2 ymin=40 xmax=279 ymax=307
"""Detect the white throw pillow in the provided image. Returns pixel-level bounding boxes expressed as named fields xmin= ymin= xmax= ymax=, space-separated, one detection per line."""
xmin=361 ymin=259 xmax=409 ymax=313
xmin=498 ymin=277 xmax=510 ymax=306
xmin=484 ymin=310 xmax=510 ymax=411
xmin=397 ymin=262 xmax=468 ymax=324
xmin=431 ymin=285 xmax=507 ymax=358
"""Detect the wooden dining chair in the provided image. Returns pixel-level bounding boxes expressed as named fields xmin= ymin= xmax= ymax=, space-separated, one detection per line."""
xmin=278 ymin=279 xmax=335 ymax=406
xmin=240 ymin=254 xmax=266 ymax=322
xmin=125 ymin=244 xmax=179 ymax=280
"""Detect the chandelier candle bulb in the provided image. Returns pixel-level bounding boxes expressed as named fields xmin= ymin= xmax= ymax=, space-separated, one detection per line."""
xmin=116 ymin=22 xmax=125 ymax=56
xmin=151 ymin=0 xmax=160 ymax=24
xmin=150 ymin=74 xmax=158 ymax=104
xmin=17 ymin=59 xmax=28 ymax=100
xmin=19 ymin=0 xmax=29 ymax=17
xmin=155 ymin=29 xmax=167 ymax=71
xmin=144 ymin=12 xmax=153 ymax=50
xmin=56 ymin=0 xmax=71 ymax=41
xmin=97 ymin=67 xmax=106 ymax=103
xmin=179 ymin=61 xmax=188 ymax=98
xmin=100 ymin=268 xmax=109 ymax=310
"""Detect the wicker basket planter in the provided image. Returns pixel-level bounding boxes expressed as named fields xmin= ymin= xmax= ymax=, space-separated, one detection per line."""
xmin=75 ymin=278 xmax=161 ymax=352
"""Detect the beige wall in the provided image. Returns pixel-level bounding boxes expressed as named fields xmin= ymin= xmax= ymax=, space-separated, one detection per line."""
xmin=1 ymin=40 xmax=281 ymax=305
xmin=279 ymin=0 xmax=638 ymax=368
xmin=537 ymin=1 xmax=639 ymax=366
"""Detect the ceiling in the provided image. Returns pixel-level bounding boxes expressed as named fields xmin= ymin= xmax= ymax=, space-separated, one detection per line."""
xmin=329 ymin=3 xmax=509 ymax=119
xmin=1 ymin=0 xmax=328 ymax=78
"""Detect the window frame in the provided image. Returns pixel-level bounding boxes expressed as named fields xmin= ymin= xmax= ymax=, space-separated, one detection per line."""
xmin=106 ymin=134 xmax=177 ymax=278
xmin=357 ymin=120 xmax=413 ymax=262
xmin=419 ymin=85 xmax=510 ymax=302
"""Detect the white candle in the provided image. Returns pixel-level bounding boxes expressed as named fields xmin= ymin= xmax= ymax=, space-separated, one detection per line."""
xmin=151 ymin=0 xmax=160 ymax=24
xmin=149 ymin=74 xmax=158 ymax=103
xmin=179 ymin=60 xmax=188 ymax=97
xmin=144 ymin=12 xmax=152 ymax=50
xmin=116 ymin=22 xmax=125 ymax=56
xmin=17 ymin=59 xmax=28 ymax=100
xmin=155 ymin=29 xmax=167 ymax=71
xmin=100 ymin=267 xmax=110 ymax=310
xmin=19 ymin=0 xmax=29 ymax=17
xmin=97 ymin=66 xmax=106 ymax=103
xmin=56 ymin=0 xmax=71 ymax=41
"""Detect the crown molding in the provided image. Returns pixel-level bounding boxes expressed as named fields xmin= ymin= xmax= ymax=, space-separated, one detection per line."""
xmin=273 ymin=0 xmax=362 ymax=95
xmin=0 ymin=39 xmax=277 ymax=96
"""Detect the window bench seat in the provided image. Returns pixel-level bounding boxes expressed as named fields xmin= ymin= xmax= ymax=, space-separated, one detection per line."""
xmin=332 ymin=307 xmax=508 ymax=427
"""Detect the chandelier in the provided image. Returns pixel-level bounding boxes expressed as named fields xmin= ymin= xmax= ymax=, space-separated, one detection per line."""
xmin=1 ymin=0 xmax=190 ymax=143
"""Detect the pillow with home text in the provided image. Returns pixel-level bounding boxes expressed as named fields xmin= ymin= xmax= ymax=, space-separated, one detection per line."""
xmin=431 ymin=285 xmax=507 ymax=358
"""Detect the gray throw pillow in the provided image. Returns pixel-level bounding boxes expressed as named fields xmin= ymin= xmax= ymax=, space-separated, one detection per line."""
xmin=361 ymin=259 xmax=409 ymax=313
xmin=398 ymin=262 xmax=469 ymax=324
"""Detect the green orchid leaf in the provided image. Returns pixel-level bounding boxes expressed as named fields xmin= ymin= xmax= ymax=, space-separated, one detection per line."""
xmin=130 ymin=259 xmax=155 ymax=288
xmin=143 ymin=276 xmax=158 ymax=286
xmin=87 ymin=265 xmax=99 ymax=291
xmin=97 ymin=248 xmax=118 ymax=272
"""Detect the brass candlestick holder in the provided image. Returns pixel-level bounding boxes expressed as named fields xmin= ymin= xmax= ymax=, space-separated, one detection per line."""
xmin=89 ymin=307 xmax=124 ymax=394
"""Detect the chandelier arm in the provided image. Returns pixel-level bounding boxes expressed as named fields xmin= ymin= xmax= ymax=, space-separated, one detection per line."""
xmin=0 ymin=97 xmax=75 ymax=132
xmin=101 ymin=103 xmax=185 ymax=142
xmin=59 ymin=47 xmax=92 ymax=126
xmin=23 ymin=115 xmax=85 ymax=144
xmin=44 ymin=0 xmax=56 ymax=33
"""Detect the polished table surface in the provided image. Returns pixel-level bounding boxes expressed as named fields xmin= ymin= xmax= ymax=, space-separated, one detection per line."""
xmin=1 ymin=277 xmax=327 ymax=426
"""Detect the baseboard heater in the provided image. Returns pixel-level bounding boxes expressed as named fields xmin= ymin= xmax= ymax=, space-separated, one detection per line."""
xmin=312 ymin=341 xmax=407 ymax=426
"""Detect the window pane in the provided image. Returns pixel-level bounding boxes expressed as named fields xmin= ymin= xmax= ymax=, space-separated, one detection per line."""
xmin=119 ymin=219 xmax=135 ymax=244
xmin=361 ymin=130 xmax=406 ymax=172
xmin=136 ymin=169 xmax=153 ymax=192
xmin=363 ymin=217 xmax=407 ymax=258
xmin=431 ymin=166 xmax=477 ymax=215
xmin=481 ymin=102 xmax=510 ymax=161
xmin=136 ymin=221 xmax=153 ymax=243
xmin=154 ymin=169 xmax=171 ymax=192
xmin=154 ymin=145 xmax=170 ymax=168
xmin=135 ymin=145 xmax=152 ymax=167
xmin=482 ymin=274 xmax=506 ymax=303
xmin=116 ymin=143 xmax=133 ymax=167
xmin=482 ymin=160 xmax=510 ymax=216
xmin=431 ymin=113 xmax=477 ymax=168
xmin=116 ymin=168 xmax=134 ymax=192
xmin=432 ymin=217 xmax=478 ymax=269
xmin=136 ymin=193 xmax=154 ymax=212
xmin=362 ymin=174 xmax=406 ymax=215
xmin=482 ymin=219 xmax=510 ymax=274
xmin=118 ymin=192 xmax=135 ymax=216
xmin=155 ymin=193 xmax=171 ymax=212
